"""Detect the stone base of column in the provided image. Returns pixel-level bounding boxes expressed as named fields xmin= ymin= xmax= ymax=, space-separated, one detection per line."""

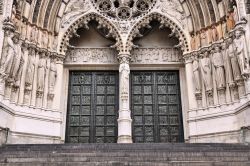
xmin=117 ymin=115 xmax=132 ymax=144
xmin=117 ymin=135 xmax=133 ymax=143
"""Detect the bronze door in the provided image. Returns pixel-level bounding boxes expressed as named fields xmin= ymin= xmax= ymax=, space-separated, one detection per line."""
xmin=66 ymin=71 xmax=119 ymax=143
xmin=131 ymin=71 xmax=184 ymax=143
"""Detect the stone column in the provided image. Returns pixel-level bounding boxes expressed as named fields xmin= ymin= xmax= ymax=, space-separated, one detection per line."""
xmin=52 ymin=56 xmax=64 ymax=111
xmin=117 ymin=54 xmax=132 ymax=143
xmin=184 ymin=54 xmax=198 ymax=109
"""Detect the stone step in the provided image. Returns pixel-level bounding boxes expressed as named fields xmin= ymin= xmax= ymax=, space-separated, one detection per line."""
xmin=1 ymin=143 xmax=250 ymax=152
xmin=0 ymin=143 xmax=250 ymax=166
xmin=0 ymin=155 xmax=249 ymax=163
xmin=0 ymin=161 xmax=250 ymax=166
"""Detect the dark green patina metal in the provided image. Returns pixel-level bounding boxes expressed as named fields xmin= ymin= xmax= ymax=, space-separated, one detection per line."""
xmin=131 ymin=71 xmax=184 ymax=143
xmin=66 ymin=71 xmax=119 ymax=143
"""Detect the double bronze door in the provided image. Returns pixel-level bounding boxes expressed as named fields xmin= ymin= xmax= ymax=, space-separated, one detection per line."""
xmin=66 ymin=71 xmax=119 ymax=143
xmin=66 ymin=71 xmax=183 ymax=143
xmin=131 ymin=71 xmax=184 ymax=143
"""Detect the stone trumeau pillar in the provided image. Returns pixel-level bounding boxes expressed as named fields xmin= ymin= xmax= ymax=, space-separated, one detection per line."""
xmin=117 ymin=53 xmax=133 ymax=143
xmin=183 ymin=54 xmax=198 ymax=110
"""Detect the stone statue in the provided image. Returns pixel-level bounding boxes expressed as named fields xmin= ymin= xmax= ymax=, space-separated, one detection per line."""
xmin=11 ymin=36 xmax=23 ymax=87
xmin=227 ymin=38 xmax=241 ymax=82
xmin=192 ymin=55 xmax=202 ymax=94
xmin=30 ymin=25 xmax=38 ymax=43
xmin=195 ymin=32 xmax=201 ymax=49
xmin=221 ymin=42 xmax=234 ymax=86
xmin=37 ymin=53 xmax=47 ymax=92
xmin=226 ymin=12 xmax=235 ymax=32
xmin=25 ymin=50 xmax=35 ymax=89
xmin=119 ymin=60 xmax=130 ymax=95
xmin=212 ymin=46 xmax=226 ymax=89
xmin=1 ymin=31 xmax=16 ymax=78
xmin=200 ymin=29 xmax=208 ymax=47
xmin=200 ymin=51 xmax=213 ymax=92
xmin=233 ymin=30 xmax=250 ymax=75
xmin=216 ymin=23 xmax=223 ymax=40
xmin=48 ymin=58 xmax=57 ymax=94
xmin=221 ymin=19 xmax=227 ymax=38
xmin=211 ymin=25 xmax=219 ymax=42
xmin=190 ymin=34 xmax=196 ymax=51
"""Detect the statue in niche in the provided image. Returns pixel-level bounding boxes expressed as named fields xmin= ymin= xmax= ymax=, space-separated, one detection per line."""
xmin=221 ymin=19 xmax=227 ymax=38
xmin=200 ymin=51 xmax=213 ymax=92
xmin=30 ymin=25 xmax=38 ymax=43
xmin=216 ymin=23 xmax=223 ymax=40
xmin=233 ymin=30 xmax=250 ymax=76
xmin=206 ymin=28 xmax=212 ymax=44
xmin=221 ymin=42 xmax=234 ymax=86
xmin=119 ymin=60 xmax=130 ymax=95
xmin=11 ymin=36 xmax=23 ymax=87
xmin=200 ymin=29 xmax=208 ymax=47
xmin=192 ymin=55 xmax=202 ymax=94
xmin=211 ymin=25 xmax=219 ymax=42
xmin=25 ymin=50 xmax=35 ymax=90
xmin=41 ymin=31 xmax=48 ymax=49
xmin=190 ymin=34 xmax=196 ymax=51
xmin=49 ymin=58 xmax=57 ymax=94
xmin=37 ymin=53 xmax=47 ymax=93
xmin=195 ymin=32 xmax=201 ymax=49
xmin=212 ymin=46 xmax=226 ymax=89
xmin=227 ymin=38 xmax=241 ymax=82
xmin=226 ymin=13 xmax=236 ymax=32
xmin=1 ymin=31 xmax=16 ymax=78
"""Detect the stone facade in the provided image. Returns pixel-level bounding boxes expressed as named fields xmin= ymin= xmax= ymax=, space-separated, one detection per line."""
xmin=0 ymin=0 xmax=250 ymax=144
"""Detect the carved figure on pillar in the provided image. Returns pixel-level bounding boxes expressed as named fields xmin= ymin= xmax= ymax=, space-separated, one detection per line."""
xmin=192 ymin=54 xmax=202 ymax=94
xmin=11 ymin=36 xmax=24 ymax=87
xmin=200 ymin=51 xmax=213 ymax=92
xmin=200 ymin=50 xmax=214 ymax=105
xmin=212 ymin=46 xmax=226 ymax=90
xmin=233 ymin=29 xmax=250 ymax=77
xmin=25 ymin=49 xmax=35 ymax=90
xmin=1 ymin=31 xmax=16 ymax=78
xmin=48 ymin=58 xmax=57 ymax=95
xmin=119 ymin=57 xmax=130 ymax=95
xmin=227 ymin=38 xmax=241 ymax=82
xmin=37 ymin=52 xmax=47 ymax=95
xmin=222 ymin=42 xmax=234 ymax=86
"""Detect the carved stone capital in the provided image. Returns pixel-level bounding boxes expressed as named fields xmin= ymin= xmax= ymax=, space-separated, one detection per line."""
xmin=183 ymin=53 xmax=193 ymax=64
xmin=118 ymin=53 xmax=131 ymax=64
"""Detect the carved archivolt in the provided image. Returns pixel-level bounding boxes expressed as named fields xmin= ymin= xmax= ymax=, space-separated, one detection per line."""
xmin=126 ymin=12 xmax=189 ymax=53
xmin=59 ymin=13 xmax=123 ymax=54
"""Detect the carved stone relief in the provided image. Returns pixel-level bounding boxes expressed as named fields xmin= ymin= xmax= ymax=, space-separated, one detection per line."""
xmin=65 ymin=47 xmax=182 ymax=65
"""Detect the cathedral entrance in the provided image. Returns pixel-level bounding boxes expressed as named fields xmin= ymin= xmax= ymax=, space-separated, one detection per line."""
xmin=66 ymin=71 xmax=119 ymax=143
xmin=131 ymin=71 xmax=184 ymax=143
